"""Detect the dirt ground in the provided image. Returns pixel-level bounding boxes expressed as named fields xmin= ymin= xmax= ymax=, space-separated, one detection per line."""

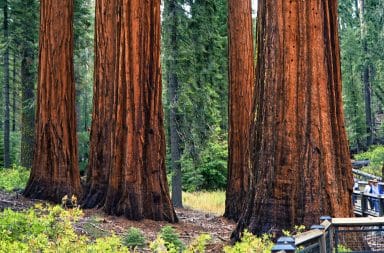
xmin=0 ymin=190 xmax=236 ymax=252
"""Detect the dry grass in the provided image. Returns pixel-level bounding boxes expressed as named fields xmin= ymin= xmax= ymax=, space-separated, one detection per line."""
xmin=182 ymin=191 xmax=225 ymax=215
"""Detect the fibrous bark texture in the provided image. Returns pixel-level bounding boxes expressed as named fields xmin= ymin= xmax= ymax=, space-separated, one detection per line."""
xmin=224 ymin=0 xmax=254 ymax=221
xmin=83 ymin=0 xmax=117 ymax=209
xmin=233 ymin=0 xmax=353 ymax=239
xmin=103 ymin=0 xmax=177 ymax=222
xmin=24 ymin=0 xmax=81 ymax=203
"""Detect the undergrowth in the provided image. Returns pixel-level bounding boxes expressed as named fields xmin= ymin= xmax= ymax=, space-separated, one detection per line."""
xmin=182 ymin=191 xmax=225 ymax=215
xmin=354 ymin=145 xmax=384 ymax=176
xmin=0 ymin=204 xmax=128 ymax=253
xmin=0 ymin=165 xmax=29 ymax=192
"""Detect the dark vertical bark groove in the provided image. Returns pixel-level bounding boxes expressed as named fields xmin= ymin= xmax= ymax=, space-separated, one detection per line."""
xmin=83 ymin=0 xmax=117 ymax=209
xmin=224 ymin=0 xmax=254 ymax=221
xmin=232 ymin=0 xmax=353 ymax=239
xmin=24 ymin=0 xmax=81 ymax=202
xmin=103 ymin=0 xmax=177 ymax=222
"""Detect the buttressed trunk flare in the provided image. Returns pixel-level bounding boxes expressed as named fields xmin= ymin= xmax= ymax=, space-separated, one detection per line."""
xmin=103 ymin=0 xmax=177 ymax=222
xmin=233 ymin=0 xmax=353 ymax=239
xmin=24 ymin=0 xmax=81 ymax=203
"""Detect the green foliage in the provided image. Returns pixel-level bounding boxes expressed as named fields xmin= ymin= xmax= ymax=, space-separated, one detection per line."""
xmin=150 ymin=233 xmax=211 ymax=253
xmin=0 ymin=205 xmax=129 ymax=253
xmin=0 ymin=165 xmax=29 ymax=192
xmin=77 ymin=131 xmax=90 ymax=175
xmin=354 ymin=145 xmax=384 ymax=176
xmin=339 ymin=0 xmax=384 ymax=149
xmin=159 ymin=226 xmax=185 ymax=252
xmin=122 ymin=227 xmax=146 ymax=249
xmin=223 ymin=231 xmax=274 ymax=253
xmin=162 ymin=0 xmax=229 ymax=193
xmin=338 ymin=245 xmax=352 ymax=252
xmin=282 ymin=225 xmax=306 ymax=237
xmin=184 ymin=234 xmax=211 ymax=253
xmin=181 ymin=128 xmax=227 ymax=191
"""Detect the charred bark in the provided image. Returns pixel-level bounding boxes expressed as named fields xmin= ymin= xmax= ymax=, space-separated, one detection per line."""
xmin=103 ymin=0 xmax=177 ymax=222
xmin=224 ymin=0 xmax=254 ymax=221
xmin=24 ymin=0 xmax=81 ymax=203
xmin=232 ymin=0 xmax=353 ymax=239
xmin=82 ymin=0 xmax=117 ymax=209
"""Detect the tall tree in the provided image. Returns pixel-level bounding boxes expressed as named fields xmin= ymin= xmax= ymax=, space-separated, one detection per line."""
xmin=233 ymin=0 xmax=353 ymax=239
xmin=224 ymin=0 xmax=254 ymax=221
xmin=24 ymin=0 xmax=81 ymax=202
xmin=103 ymin=0 xmax=177 ymax=222
xmin=359 ymin=0 xmax=373 ymax=147
xmin=83 ymin=0 xmax=116 ymax=209
xmin=18 ymin=0 xmax=38 ymax=168
xmin=3 ymin=0 xmax=10 ymax=168
xmin=163 ymin=0 xmax=183 ymax=208
xmin=12 ymin=51 xmax=17 ymax=132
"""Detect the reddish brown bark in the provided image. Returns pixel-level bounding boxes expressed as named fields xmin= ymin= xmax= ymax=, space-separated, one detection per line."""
xmin=24 ymin=0 xmax=81 ymax=203
xmin=233 ymin=0 xmax=353 ymax=239
xmin=83 ymin=0 xmax=117 ymax=209
xmin=224 ymin=0 xmax=254 ymax=221
xmin=103 ymin=0 xmax=177 ymax=222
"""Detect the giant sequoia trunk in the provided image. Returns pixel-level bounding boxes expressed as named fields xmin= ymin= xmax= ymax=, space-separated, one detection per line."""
xmin=103 ymin=0 xmax=177 ymax=222
xmin=83 ymin=0 xmax=117 ymax=209
xmin=224 ymin=0 xmax=254 ymax=221
xmin=24 ymin=0 xmax=81 ymax=202
xmin=233 ymin=0 xmax=353 ymax=238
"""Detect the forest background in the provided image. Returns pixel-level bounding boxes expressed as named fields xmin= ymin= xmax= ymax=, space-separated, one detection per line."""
xmin=0 ymin=0 xmax=383 ymax=191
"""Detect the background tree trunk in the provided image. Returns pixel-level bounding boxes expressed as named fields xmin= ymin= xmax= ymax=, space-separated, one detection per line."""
xmin=103 ymin=0 xmax=177 ymax=222
xmin=12 ymin=51 xmax=17 ymax=132
xmin=233 ymin=0 xmax=353 ymax=239
xmin=358 ymin=0 xmax=373 ymax=147
xmin=224 ymin=0 xmax=254 ymax=221
xmin=83 ymin=0 xmax=117 ymax=209
xmin=164 ymin=0 xmax=183 ymax=208
xmin=24 ymin=0 xmax=81 ymax=202
xmin=20 ymin=0 xmax=37 ymax=169
xmin=3 ymin=0 xmax=10 ymax=168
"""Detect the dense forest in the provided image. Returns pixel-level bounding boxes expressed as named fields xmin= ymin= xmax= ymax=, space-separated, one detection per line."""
xmin=1 ymin=0 xmax=383 ymax=192
xmin=0 ymin=0 xmax=382 ymax=251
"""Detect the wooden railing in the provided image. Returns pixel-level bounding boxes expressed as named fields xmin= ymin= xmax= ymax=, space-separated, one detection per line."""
xmin=272 ymin=216 xmax=384 ymax=253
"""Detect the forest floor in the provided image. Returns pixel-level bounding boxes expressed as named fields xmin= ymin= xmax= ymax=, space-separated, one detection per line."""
xmin=0 ymin=190 xmax=236 ymax=252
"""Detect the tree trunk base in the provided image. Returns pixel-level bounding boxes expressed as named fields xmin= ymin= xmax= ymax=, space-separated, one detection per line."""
xmin=24 ymin=179 xmax=81 ymax=204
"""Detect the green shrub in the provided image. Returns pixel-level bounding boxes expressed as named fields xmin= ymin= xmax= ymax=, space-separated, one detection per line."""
xmin=223 ymin=231 xmax=274 ymax=253
xmin=0 ymin=205 xmax=130 ymax=253
xmin=354 ymin=145 xmax=384 ymax=176
xmin=184 ymin=234 xmax=211 ymax=253
xmin=159 ymin=226 xmax=185 ymax=252
xmin=122 ymin=227 xmax=146 ymax=249
xmin=0 ymin=165 xmax=30 ymax=192
xmin=181 ymin=128 xmax=227 ymax=192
